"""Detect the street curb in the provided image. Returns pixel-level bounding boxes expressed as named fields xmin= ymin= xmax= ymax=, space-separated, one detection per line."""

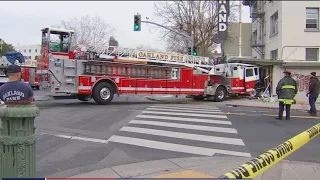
xmin=226 ymin=103 xmax=279 ymax=110
xmin=225 ymin=103 xmax=310 ymax=111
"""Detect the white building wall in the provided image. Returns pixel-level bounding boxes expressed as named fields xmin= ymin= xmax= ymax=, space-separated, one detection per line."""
xmin=252 ymin=1 xmax=320 ymax=61
xmin=281 ymin=1 xmax=320 ymax=61
xmin=263 ymin=1 xmax=282 ymax=60
xmin=16 ymin=45 xmax=41 ymax=60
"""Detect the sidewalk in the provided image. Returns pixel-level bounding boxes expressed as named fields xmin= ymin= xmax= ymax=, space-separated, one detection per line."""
xmin=225 ymin=98 xmax=320 ymax=111
xmin=68 ymin=156 xmax=320 ymax=179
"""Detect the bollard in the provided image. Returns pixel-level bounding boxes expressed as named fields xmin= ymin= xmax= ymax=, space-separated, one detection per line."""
xmin=0 ymin=101 xmax=40 ymax=178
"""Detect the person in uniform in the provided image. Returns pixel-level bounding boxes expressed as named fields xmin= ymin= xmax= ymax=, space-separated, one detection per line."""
xmin=307 ymin=72 xmax=320 ymax=116
xmin=0 ymin=64 xmax=34 ymax=102
xmin=275 ymin=69 xmax=298 ymax=120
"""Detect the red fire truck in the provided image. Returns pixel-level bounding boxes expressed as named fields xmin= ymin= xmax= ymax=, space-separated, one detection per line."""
xmin=37 ymin=27 xmax=260 ymax=105
xmin=0 ymin=56 xmax=39 ymax=89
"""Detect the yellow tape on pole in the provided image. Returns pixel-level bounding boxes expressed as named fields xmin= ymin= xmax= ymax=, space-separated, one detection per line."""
xmin=219 ymin=123 xmax=320 ymax=179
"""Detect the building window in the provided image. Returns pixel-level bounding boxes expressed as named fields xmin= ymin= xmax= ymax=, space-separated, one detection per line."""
xmin=252 ymin=30 xmax=257 ymax=45
xmin=270 ymin=49 xmax=278 ymax=60
xmin=306 ymin=8 xmax=319 ymax=29
xmin=245 ymin=68 xmax=254 ymax=77
xmin=29 ymin=49 xmax=31 ymax=53
xmin=270 ymin=11 xmax=278 ymax=36
xmin=259 ymin=25 xmax=262 ymax=40
xmin=24 ymin=49 xmax=26 ymax=53
xmin=35 ymin=49 xmax=38 ymax=53
xmin=305 ymin=48 xmax=319 ymax=61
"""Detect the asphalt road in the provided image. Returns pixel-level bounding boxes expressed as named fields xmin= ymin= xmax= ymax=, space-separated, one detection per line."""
xmin=33 ymin=95 xmax=320 ymax=177
xmin=34 ymin=94 xmax=199 ymax=177
xmin=220 ymin=105 xmax=320 ymax=163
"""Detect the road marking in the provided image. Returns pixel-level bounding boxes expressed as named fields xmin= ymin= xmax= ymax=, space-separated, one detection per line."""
xmin=226 ymin=112 xmax=246 ymax=115
xmin=38 ymin=133 xmax=109 ymax=144
xmin=152 ymin=170 xmax=216 ymax=178
xmin=150 ymin=105 xmax=219 ymax=110
xmin=108 ymin=135 xmax=251 ymax=157
xmin=148 ymin=106 xmax=221 ymax=111
xmin=233 ymin=109 xmax=269 ymax=113
xmin=129 ymin=120 xmax=238 ymax=133
xmin=142 ymin=111 xmax=228 ymax=119
xmin=263 ymin=114 xmax=320 ymax=119
xmin=136 ymin=115 xmax=232 ymax=125
xmin=146 ymin=108 xmax=224 ymax=114
xmin=120 ymin=126 xmax=245 ymax=145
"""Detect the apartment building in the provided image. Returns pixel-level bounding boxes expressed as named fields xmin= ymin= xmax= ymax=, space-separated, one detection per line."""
xmin=242 ymin=0 xmax=320 ymax=102
xmin=15 ymin=44 xmax=41 ymax=60
xmin=243 ymin=0 xmax=320 ymax=61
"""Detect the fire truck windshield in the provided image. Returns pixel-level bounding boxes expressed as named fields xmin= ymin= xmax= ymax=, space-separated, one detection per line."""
xmin=41 ymin=29 xmax=72 ymax=54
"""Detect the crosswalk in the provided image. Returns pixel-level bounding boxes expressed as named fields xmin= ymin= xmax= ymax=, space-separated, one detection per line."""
xmin=108 ymin=104 xmax=251 ymax=157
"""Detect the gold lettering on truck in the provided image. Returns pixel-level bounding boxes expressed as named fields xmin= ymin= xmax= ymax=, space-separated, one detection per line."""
xmin=137 ymin=51 xmax=185 ymax=62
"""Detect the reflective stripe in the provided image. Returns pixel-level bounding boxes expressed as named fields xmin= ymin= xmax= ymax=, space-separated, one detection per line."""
xmin=279 ymin=99 xmax=294 ymax=104
xmin=281 ymin=85 xmax=295 ymax=89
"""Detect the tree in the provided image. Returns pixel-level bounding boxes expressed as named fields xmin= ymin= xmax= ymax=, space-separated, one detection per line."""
xmin=0 ymin=38 xmax=15 ymax=55
xmin=59 ymin=15 xmax=115 ymax=50
xmin=109 ymin=36 xmax=119 ymax=46
xmin=136 ymin=45 xmax=161 ymax=52
xmin=153 ymin=1 xmax=239 ymax=56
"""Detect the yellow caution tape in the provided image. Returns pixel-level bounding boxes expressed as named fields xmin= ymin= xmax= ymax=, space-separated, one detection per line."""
xmin=219 ymin=123 xmax=320 ymax=179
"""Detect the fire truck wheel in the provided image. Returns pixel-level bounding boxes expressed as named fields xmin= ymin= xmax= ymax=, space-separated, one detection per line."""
xmin=92 ymin=82 xmax=114 ymax=105
xmin=78 ymin=94 xmax=92 ymax=101
xmin=214 ymin=86 xmax=226 ymax=102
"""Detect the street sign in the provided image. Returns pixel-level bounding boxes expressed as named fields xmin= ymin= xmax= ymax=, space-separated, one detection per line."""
xmin=217 ymin=0 xmax=230 ymax=42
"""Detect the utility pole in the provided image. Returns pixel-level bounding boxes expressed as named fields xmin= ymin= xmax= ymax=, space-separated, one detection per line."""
xmin=239 ymin=2 xmax=242 ymax=57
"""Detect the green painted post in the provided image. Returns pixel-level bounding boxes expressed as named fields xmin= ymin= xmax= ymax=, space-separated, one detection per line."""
xmin=0 ymin=102 xmax=40 ymax=178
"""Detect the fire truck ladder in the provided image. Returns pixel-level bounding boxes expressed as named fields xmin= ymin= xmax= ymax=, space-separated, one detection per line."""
xmin=93 ymin=46 xmax=215 ymax=74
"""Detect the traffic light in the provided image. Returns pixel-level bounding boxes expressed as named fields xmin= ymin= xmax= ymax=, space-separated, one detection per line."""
xmin=134 ymin=14 xmax=141 ymax=31
xmin=187 ymin=47 xmax=192 ymax=55
xmin=193 ymin=47 xmax=198 ymax=56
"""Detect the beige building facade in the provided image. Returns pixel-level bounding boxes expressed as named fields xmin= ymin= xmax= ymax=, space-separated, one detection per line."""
xmin=222 ymin=22 xmax=252 ymax=60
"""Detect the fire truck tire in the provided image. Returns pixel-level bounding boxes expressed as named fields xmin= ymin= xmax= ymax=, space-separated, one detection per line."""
xmin=78 ymin=94 xmax=92 ymax=101
xmin=92 ymin=82 xmax=114 ymax=105
xmin=214 ymin=86 xmax=226 ymax=102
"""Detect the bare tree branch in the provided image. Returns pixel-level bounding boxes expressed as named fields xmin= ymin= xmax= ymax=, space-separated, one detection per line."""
xmin=153 ymin=1 xmax=239 ymax=56
xmin=59 ymin=15 xmax=115 ymax=50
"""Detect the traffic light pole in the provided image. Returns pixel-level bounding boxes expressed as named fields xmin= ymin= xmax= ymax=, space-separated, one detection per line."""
xmin=141 ymin=20 xmax=194 ymax=55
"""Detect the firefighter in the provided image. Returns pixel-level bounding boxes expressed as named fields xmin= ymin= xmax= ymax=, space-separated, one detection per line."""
xmin=307 ymin=72 xmax=320 ymax=116
xmin=275 ymin=69 xmax=298 ymax=120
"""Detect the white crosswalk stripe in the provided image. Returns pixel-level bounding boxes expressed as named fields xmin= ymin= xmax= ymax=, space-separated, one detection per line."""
xmin=108 ymin=104 xmax=251 ymax=157
xmin=146 ymin=108 xmax=225 ymax=114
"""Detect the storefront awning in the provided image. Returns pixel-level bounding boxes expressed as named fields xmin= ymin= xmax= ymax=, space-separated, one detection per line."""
xmin=282 ymin=61 xmax=320 ymax=67
xmin=228 ymin=58 xmax=283 ymax=66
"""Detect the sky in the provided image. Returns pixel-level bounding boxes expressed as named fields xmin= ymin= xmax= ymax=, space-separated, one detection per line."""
xmin=0 ymin=1 xmax=251 ymax=51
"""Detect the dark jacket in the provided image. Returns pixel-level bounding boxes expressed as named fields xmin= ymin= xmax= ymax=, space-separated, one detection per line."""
xmin=309 ymin=76 xmax=320 ymax=95
xmin=276 ymin=76 xmax=298 ymax=101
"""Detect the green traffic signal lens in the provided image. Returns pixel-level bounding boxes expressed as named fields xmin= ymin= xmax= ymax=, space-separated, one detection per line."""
xmin=135 ymin=25 xmax=139 ymax=30
xmin=193 ymin=52 xmax=197 ymax=56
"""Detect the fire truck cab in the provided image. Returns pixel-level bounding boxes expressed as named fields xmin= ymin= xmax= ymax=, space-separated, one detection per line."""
xmin=206 ymin=63 xmax=260 ymax=100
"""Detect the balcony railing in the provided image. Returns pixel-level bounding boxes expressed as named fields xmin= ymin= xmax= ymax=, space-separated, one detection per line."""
xmin=251 ymin=37 xmax=264 ymax=47
xmin=250 ymin=2 xmax=265 ymax=18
